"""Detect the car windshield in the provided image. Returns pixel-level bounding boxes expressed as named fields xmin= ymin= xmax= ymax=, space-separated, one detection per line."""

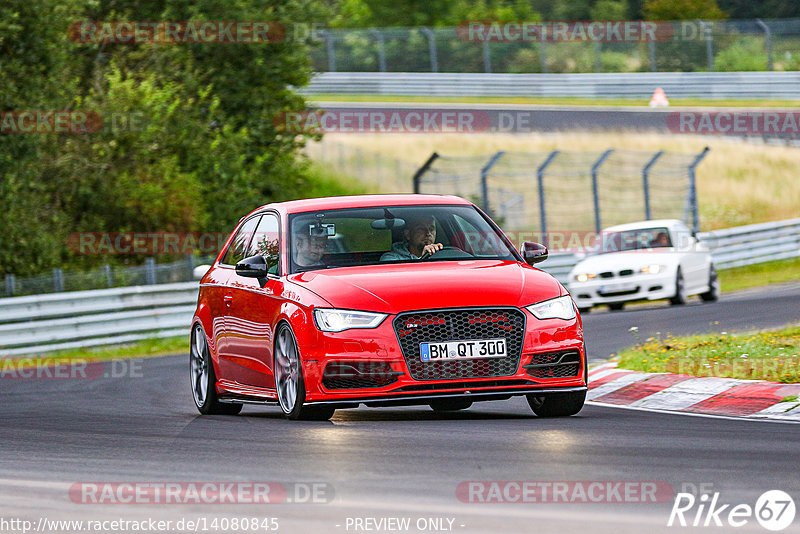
xmin=288 ymin=204 xmax=518 ymax=273
xmin=599 ymin=227 xmax=672 ymax=253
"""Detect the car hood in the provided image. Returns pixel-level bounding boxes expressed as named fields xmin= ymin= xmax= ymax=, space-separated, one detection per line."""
xmin=570 ymin=251 xmax=678 ymax=274
xmin=289 ymin=260 xmax=564 ymax=314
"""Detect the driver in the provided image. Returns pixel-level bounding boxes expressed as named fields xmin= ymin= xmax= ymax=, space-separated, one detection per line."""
xmin=381 ymin=215 xmax=443 ymax=261
xmin=294 ymin=231 xmax=328 ymax=268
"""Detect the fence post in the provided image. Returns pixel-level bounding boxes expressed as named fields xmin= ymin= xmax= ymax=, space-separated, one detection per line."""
xmin=53 ymin=268 xmax=64 ymax=292
xmin=593 ymin=42 xmax=602 ymax=72
xmin=591 ymin=150 xmax=614 ymax=233
xmin=642 ymin=150 xmax=664 ymax=220
xmin=688 ymin=147 xmax=710 ymax=233
xmin=370 ymin=29 xmax=387 ymax=72
xmin=145 ymin=257 xmax=157 ymax=285
xmin=697 ymin=20 xmax=713 ymax=71
xmin=420 ymin=27 xmax=438 ymax=72
xmin=102 ymin=264 xmax=113 ymax=287
xmin=756 ymin=19 xmax=774 ymax=71
xmin=648 ymin=40 xmax=657 ymax=72
xmin=479 ymin=151 xmax=506 ymax=215
xmin=5 ymin=274 xmax=15 ymax=296
xmin=539 ymin=42 xmax=548 ymax=73
xmin=185 ymin=254 xmax=195 ymax=281
xmin=482 ymin=40 xmax=492 ymax=73
xmin=322 ymin=30 xmax=336 ymax=72
xmin=412 ymin=152 xmax=440 ymax=193
xmin=536 ymin=151 xmax=560 ymax=247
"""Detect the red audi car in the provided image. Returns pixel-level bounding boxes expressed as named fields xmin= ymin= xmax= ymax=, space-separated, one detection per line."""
xmin=190 ymin=195 xmax=587 ymax=420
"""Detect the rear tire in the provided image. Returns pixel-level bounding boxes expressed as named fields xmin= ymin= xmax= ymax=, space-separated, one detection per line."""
xmin=669 ymin=268 xmax=688 ymax=306
xmin=429 ymin=398 xmax=473 ymax=412
xmin=578 ymin=307 xmax=591 ymax=315
xmin=274 ymin=323 xmax=335 ymax=421
xmin=527 ymin=390 xmax=586 ymax=417
xmin=700 ymin=265 xmax=719 ymax=302
xmin=608 ymin=302 xmax=625 ymax=311
xmin=190 ymin=323 xmax=243 ymax=415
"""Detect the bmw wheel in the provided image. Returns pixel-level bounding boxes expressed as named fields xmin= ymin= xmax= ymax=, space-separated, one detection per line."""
xmin=669 ymin=268 xmax=688 ymax=306
xmin=274 ymin=323 xmax=335 ymax=421
xmin=700 ymin=264 xmax=720 ymax=302
xmin=190 ymin=323 xmax=242 ymax=415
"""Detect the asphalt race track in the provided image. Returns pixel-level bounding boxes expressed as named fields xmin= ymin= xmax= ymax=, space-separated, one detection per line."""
xmin=1 ymin=284 xmax=799 ymax=534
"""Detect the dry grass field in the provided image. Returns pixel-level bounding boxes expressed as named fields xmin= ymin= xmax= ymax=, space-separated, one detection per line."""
xmin=310 ymin=132 xmax=800 ymax=230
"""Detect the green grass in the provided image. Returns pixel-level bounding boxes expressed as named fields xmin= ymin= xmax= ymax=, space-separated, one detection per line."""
xmin=617 ymin=324 xmax=800 ymax=382
xmin=1 ymin=336 xmax=188 ymax=368
xmin=718 ymin=257 xmax=800 ymax=293
xmin=309 ymin=94 xmax=800 ymax=108
xmin=302 ymin=162 xmax=374 ymax=198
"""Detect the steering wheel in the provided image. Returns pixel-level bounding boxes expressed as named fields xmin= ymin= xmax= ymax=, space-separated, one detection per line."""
xmin=417 ymin=246 xmax=471 ymax=261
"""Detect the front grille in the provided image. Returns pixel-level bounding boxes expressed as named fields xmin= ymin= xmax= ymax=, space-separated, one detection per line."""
xmin=524 ymin=351 xmax=581 ymax=379
xmin=599 ymin=272 xmax=614 ymax=278
xmin=394 ymin=379 xmax=532 ymax=392
xmin=321 ymin=361 xmax=399 ymax=390
xmin=619 ymin=269 xmax=634 ymax=277
xmin=393 ymin=308 xmax=525 ymax=380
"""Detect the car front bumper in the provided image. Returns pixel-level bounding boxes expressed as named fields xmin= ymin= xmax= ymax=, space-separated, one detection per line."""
xmin=299 ymin=309 xmax=587 ymax=406
xmin=568 ymin=272 xmax=677 ymax=308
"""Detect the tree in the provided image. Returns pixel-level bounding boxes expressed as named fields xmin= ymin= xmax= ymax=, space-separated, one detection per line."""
xmin=643 ymin=0 xmax=726 ymax=20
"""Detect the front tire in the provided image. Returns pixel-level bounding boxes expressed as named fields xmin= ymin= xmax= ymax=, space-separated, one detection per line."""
xmin=700 ymin=264 xmax=719 ymax=302
xmin=274 ymin=324 xmax=335 ymax=421
xmin=190 ymin=323 xmax=242 ymax=415
xmin=669 ymin=268 xmax=688 ymax=306
xmin=527 ymin=390 xmax=586 ymax=417
xmin=608 ymin=302 xmax=625 ymax=311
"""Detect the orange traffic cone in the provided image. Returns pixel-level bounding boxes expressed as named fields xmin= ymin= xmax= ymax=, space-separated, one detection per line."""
xmin=649 ymin=87 xmax=669 ymax=107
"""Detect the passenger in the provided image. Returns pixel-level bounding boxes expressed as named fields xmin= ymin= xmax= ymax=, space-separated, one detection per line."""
xmin=381 ymin=215 xmax=443 ymax=261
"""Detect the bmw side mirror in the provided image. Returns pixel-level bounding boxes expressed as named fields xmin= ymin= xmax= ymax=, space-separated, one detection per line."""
xmin=521 ymin=242 xmax=548 ymax=265
xmin=236 ymin=255 xmax=268 ymax=278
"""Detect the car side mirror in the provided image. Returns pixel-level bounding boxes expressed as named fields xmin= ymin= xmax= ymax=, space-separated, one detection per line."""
xmin=521 ymin=242 xmax=548 ymax=265
xmin=236 ymin=255 xmax=268 ymax=278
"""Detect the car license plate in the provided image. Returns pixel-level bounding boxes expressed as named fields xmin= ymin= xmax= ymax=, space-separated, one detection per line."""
xmin=420 ymin=338 xmax=506 ymax=361
xmin=600 ymin=282 xmax=637 ymax=293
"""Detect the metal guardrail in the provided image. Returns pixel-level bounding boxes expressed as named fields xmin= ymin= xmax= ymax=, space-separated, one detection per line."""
xmin=304 ymin=71 xmax=800 ymax=99
xmin=0 ymin=218 xmax=797 ymax=358
xmin=0 ymin=282 xmax=198 ymax=357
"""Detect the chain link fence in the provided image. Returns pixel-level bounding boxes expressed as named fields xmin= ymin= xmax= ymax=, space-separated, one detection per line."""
xmin=413 ymin=148 xmax=709 ymax=243
xmin=311 ymin=19 xmax=800 ymax=74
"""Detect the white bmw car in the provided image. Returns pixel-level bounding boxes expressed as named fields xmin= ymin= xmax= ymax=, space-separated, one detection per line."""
xmin=567 ymin=219 xmax=719 ymax=312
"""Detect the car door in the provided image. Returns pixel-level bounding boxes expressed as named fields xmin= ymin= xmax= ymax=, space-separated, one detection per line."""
xmin=216 ymin=214 xmax=261 ymax=383
xmin=225 ymin=212 xmax=284 ymax=391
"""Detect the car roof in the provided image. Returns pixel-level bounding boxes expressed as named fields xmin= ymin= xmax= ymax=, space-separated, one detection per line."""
xmin=601 ymin=219 xmax=685 ymax=233
xmin=256 ymin=194 xmax=473 ymax=215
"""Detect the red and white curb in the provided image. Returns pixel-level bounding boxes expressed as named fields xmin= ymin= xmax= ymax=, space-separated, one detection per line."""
xmin=588 ymin=362 xmax=800 ymax=421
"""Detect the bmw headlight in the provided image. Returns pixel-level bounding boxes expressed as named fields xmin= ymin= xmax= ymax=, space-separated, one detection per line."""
xmin=640 ymin=264 xmax=665 ymax=274
xmin=313 ymin=308 xmax=388 ymax=332
xmin=525 ymin=296 xmax=576 ymax=320
xmin=574 ymin=272 xmax=596 ymax=283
